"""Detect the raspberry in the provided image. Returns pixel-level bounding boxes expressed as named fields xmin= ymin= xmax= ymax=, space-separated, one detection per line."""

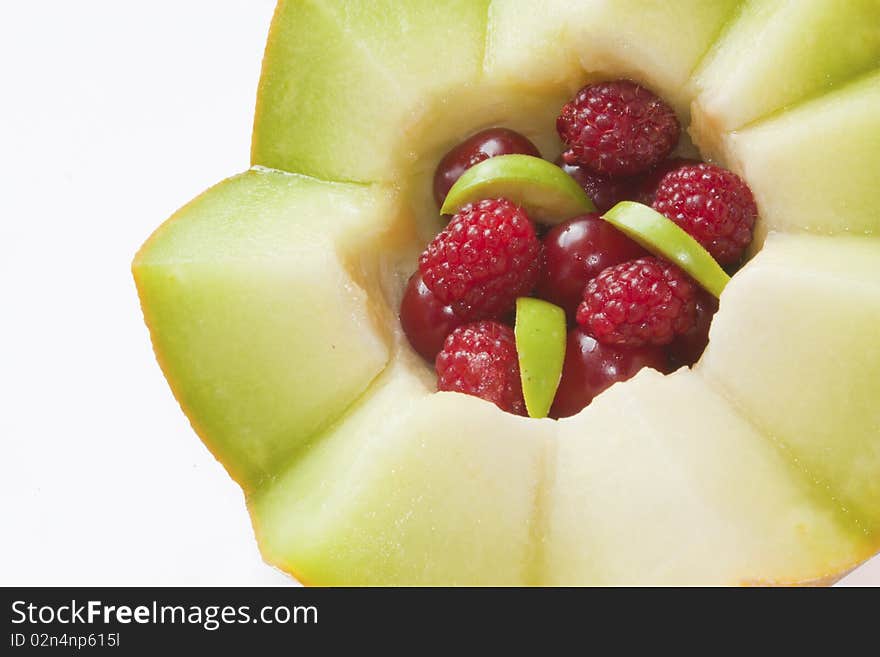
xmin=435 ymin=321 xmax=525 ymax=415
xmin=557 ymin=80 xmax=680 ymax=176
xmin=419 ymin=198 xmax=541 ymax=321
xmin=652 ymin=163 xmax=757 ymax=266
xmin=577 ymin=257 xmax=697 ymax=347
xmin=634 ymin=157 xmax=700 ymax=206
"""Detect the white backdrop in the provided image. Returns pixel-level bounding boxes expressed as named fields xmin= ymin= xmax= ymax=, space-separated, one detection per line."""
xmin=1 ymin=1 xmax=877 ymax=586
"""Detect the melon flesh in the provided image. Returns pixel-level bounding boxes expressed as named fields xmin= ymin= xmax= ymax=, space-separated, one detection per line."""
xmin=133 ymin=169 xmax=401 ymax=489
xmin=699 ymin=233 xmax=880 ymax=534
xmin=545 ymin=369 xmax=869 ymax=585
xmin=252 ymin=0 xmax=489 ymax=183
xmin=723 ymin=71 xmax=880 ymax=245
xmin=691 ymin=0 xmax=880 ymax=157
xmin=245 ymin=233 xmax=880 ymax=586
xmin=249 ymin=356 xmax=552 ymax=586
xmin=486 ymin=0 xmax=741 ymax=117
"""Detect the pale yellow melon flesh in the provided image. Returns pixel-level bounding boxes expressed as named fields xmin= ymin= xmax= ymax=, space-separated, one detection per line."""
xmin=544 ymin=369 xmax=871 ymax=586
xmin=699 ymin=233 xmax=880 ymax=535
xmin=486 ymin=0 xmax=742 ymax=117
xmin=133 ymin=169 xmax=403 ymax=489
xmin=249 ymin=355 xmax=553 ymax=585
xmin=691 ymin=0 xmax=880 ymax=152
xmin=723 ymin=71 xmax=880 ymax=247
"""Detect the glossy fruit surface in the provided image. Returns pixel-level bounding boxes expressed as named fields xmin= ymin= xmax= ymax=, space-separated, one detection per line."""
xmin=433 ymin=128 xmax=541 ymax=207
xmin=400 ymin=272 xmax=463 ymax=362
xmin=549 ymin=328 xmax=667 ymax=418
xmin=537 ymin=213 xmax=647 ymax=321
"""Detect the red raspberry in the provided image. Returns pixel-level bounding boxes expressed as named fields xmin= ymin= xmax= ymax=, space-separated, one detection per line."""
xmin=557 ymin=80 xmax=680 ymax=176
xmin=577 ymin=257 xmax=697 ymax=347
xmin=634 ymin=157 xmax=700 ymax=206
xmin=652 ymin=163 xmax=757 ymax=266
xmin=435 ymin=321 xmax=525 ymax=415
xmin=419 ymin=198 xmax=541 ymax=321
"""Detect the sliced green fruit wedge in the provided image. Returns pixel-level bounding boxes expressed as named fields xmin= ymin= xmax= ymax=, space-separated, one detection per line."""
xmin=515 ymin=297 xmax=567 ymax=419
xmin=602 ymin=202 xmax=730 ymax=298
xmin=440 ymin=154 xmax=595 ymax=222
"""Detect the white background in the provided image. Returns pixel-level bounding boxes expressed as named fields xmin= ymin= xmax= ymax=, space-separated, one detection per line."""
xmin=1 ymin=1 xmax=877 ymax=586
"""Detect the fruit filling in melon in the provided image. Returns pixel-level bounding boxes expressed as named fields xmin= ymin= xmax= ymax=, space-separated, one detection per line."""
xmin=400 ymin=80 xmax=756 ymax=419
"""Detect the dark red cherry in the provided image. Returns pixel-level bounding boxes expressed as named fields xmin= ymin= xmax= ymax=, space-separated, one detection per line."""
xmin=400 ymin=272 xmax=464 ymax=362
xmin=634 ymin=157 xmax=701 ymax=206
xmin=537 ymin=213 xmax=647 ymax=321
xmin=549 ymin=328 xmax=668 ymax=419
xmin=666 ymin=288 xmax=719 ymax=369
xmin=555 ymin=156 xmax=641 ymax=213
xmin=433 ymin=128 xmax=541 ymax=208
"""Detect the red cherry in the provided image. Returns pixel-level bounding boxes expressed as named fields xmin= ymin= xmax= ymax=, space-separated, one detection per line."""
xmin=400 ymin=272 xmax=464 ymax=362
xmin=537 ymin=214 xmax=647 ymax=321
xmin=433 ymin=128 xmax=541 ymax=208
xmin=555 ymin=156 xmax=642 ymax=213
xmin=549 ymin=328 xmax=668 ymax=419
xmin=666 ymin=288 xmax=719 ymax=369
